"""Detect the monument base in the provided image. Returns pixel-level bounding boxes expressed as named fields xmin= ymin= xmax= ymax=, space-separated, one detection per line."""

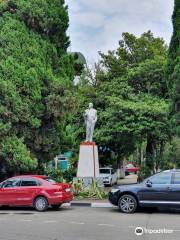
xmin=73 ymin=177 xmax=104 ymax=189
xmin=77 ymin=142 xmax=100 ymax=178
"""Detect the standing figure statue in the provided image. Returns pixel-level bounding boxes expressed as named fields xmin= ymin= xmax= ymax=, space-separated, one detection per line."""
xmin=84 ymin=103 xmax=97 ymax=142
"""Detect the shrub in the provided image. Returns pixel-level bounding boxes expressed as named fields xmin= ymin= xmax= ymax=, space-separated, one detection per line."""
xmin=44 ymin=168 xmax=64 ymax=183
xmin=72 ymin=179 xmax=108 ymax=200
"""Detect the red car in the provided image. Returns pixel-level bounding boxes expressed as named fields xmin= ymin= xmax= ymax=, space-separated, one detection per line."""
xmin=125 ymin=163 xmax=140 ymax=174
xmin=0 ymin=175 xmax=73 ymax=211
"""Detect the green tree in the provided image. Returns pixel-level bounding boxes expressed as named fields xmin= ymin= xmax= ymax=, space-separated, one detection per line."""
xmin=166 ymin=0 xmax=180 ymax=135
xmin=162 ymin=137 xmax=180 ymax=169
xmin=0 ymin=0 xmax=75 ymax=174
xmin=0 ymin=136 xmax=37 ymax=175
xmin=75 ymin=32 xmax=170 ymax=171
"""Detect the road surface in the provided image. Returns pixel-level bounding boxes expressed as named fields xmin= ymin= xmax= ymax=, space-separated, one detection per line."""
xmin=0 ymin=205 xmax=180 ymax=240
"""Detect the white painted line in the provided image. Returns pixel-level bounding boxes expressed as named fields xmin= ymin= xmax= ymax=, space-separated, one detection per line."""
xmin=20 ymin=219 xmax=33 ymax=222
xmin=44 ymin=220 xmax=57 ymax=223
xmin=98 ymin=223 xmax=114 ymax=227
xmin=70 ymin=221 xmax=85 ymax=225
xmin=91 ymin=203 xmax=116 ymax=208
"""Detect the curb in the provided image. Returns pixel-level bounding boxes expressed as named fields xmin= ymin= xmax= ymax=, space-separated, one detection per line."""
xmin=91 ymin=203 xmax=115 ymax=208
xmin=117 ymin=183 xmax=137 ymax=185
xmin=71 ymin=202 xmax=91 ymax=207
xmin=63 ymin=202 xmax=116 ymax=208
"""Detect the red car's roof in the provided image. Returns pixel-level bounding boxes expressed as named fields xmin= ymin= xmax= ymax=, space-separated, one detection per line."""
xmin=11 ymin=175 xmax=47 ymax=179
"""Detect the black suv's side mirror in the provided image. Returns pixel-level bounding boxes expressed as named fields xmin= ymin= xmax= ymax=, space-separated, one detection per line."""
xmin=146 ymin=180 xmax=152 ymax=187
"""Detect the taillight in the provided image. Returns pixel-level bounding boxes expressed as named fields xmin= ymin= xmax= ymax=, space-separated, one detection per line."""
xmin=64 ymin=188 xmax=71 ymax=193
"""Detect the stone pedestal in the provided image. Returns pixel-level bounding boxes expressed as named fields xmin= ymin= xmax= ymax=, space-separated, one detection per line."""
xmin=77 ymin=142 xmax=100 ymax=177
xmin=73 ymin=177 xmax=104 ymax=189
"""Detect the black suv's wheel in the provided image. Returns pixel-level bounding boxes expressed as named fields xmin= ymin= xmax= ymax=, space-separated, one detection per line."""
xmin=34 ymin=196 xmax=48 ymax=212
xmin=51 ymin=204 xmax=62 ymax=210
xmin=118 ymin=194 xmax=137 ymax=213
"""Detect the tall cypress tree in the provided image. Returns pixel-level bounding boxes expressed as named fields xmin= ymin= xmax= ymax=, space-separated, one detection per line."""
xmin=0 ymin=0 xmax=75 ymax=174
xmin=166 ymin=0 xmax=180 ymax=134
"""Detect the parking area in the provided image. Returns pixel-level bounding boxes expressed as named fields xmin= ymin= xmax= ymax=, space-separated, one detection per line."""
xmin=0 ymin=205 xmax=180 ymax=240
xmin=117 ymin=173 xmax=138 ymax=185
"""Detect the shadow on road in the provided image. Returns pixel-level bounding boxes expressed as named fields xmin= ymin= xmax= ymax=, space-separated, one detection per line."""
xmin=1 ymin=204 xmax=180 ymax=215
xmin=109 ymin=206 xmax=180 ymax=215
xmin=0 ymin=205 xmax=74 ymax=213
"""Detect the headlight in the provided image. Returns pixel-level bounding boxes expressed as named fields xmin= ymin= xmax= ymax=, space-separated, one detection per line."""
xmin=111 ymin=188 xmax=119 ymax=193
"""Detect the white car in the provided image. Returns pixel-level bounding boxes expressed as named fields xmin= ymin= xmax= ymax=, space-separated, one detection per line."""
xmin=99 ymin=167 xmax=117 ymax=186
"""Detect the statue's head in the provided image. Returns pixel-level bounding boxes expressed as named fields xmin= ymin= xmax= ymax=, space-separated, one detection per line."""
xmin=89 ymin=103 xmax=93 ymax=109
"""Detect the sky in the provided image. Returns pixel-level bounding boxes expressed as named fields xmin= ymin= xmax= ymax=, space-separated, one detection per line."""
xmin=65 ymin=0 xmax=174 ymax=63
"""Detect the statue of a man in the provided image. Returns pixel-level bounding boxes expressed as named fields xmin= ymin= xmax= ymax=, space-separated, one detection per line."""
xmin=84 ymin=103 xmax=97 ymax=142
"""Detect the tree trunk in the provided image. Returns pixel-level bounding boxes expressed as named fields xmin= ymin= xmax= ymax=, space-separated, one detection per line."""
xmin=137 ymin=143 xmax=144 ymax=165
xmin=116 ymin=152 xmax=125 ymax=179
xmin=158 ymin=140 xmax=165 ymax=171
xmin=146 ymin=135 xmax=156 ymax=172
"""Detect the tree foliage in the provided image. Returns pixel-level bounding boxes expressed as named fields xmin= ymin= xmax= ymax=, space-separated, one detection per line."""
xmin=166 ymin=0 xmax=180 ymax=135
xmin=0 ymin=0 xmax=75 ymax=174
xmin=162 ymin=137 xmax=180 ymax=169
xmin=0 ymin=136 xmax=37 ymax=174
xmin=75 ymin=32 xmax=170 ymax=170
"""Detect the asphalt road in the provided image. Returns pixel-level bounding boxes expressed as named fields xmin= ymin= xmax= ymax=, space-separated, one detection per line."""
xmin=0 ymin=206 xmax=180 ymax=240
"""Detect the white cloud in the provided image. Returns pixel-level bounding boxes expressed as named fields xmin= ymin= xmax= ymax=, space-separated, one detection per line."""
xmin=66 ymin=0 xmax=174 ymax=63
xmin=74 ymin=12 xmax=105 ymax=28
xmin=76 ymin=0 xmax=173 ymax=19
xmin=66 ymin=0 xmax=81 ymax=13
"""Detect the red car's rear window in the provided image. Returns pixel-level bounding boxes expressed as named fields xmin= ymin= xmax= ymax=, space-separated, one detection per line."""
xmin=43 ymin=177 xmax=57 ymax=184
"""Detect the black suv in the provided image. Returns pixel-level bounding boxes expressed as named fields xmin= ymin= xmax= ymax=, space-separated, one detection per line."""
xmin=109 ymin=170 xmax=180 ymax=213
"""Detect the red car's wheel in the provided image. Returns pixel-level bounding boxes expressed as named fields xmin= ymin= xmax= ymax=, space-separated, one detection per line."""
xmin=34 ymin=196 xmax=48 ymax=212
